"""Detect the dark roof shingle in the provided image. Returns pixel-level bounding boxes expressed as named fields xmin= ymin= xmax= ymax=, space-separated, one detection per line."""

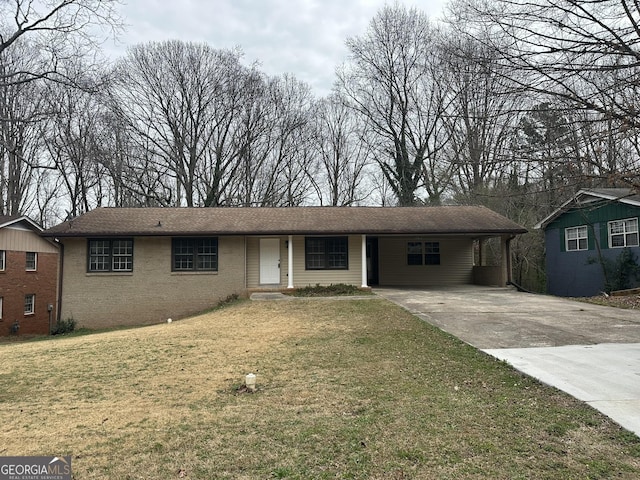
xmin=41 ymin=206 xmax=527 ymax=237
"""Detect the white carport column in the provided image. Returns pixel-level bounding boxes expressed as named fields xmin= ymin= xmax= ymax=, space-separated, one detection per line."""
xmin=361 ymin=235 xmax=368 ymax=288
xmin=287 ymin=235 xmax=294 ymax=289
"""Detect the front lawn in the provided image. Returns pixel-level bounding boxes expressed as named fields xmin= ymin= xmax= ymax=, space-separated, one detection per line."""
xmin=1 ymin=299 xmax=639 ymax=479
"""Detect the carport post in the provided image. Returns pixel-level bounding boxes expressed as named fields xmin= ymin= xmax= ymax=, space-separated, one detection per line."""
xmin=478 ymin=238 xmax=486 ymax=266
xmin=506 ymin=234 xmax=515 ymax=285
xmin=361 ymin=235 xmax=368 ymax=288
xmin=501 ymin=235 xmax=513 ymax=286
xmin=287 ymin=235 xmax=294 ymax=289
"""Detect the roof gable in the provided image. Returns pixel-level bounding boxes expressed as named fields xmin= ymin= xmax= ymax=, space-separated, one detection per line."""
xmin=42 ymin=206 xmax=527 ymax=238
xmin=0 ymin=215 xmax=43 ymax=232
xmin=535 ymin=189 xmax=640 ymax=230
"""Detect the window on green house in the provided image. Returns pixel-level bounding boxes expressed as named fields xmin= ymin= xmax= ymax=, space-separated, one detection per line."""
xmin=608 ymin=218 xmax=639 ymax=248
xmin=565 ymin=226 xmax=588 ymax=251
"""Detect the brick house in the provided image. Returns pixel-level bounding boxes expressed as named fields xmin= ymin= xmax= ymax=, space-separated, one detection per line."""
xmin=42 ymin=206 xmax=526 ymax=330
xmin=0 ymin=216 xmax=59 ymax=336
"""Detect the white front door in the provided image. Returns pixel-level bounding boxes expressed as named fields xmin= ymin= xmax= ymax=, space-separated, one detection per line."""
xmin=260 ymin=238 xmax=281 ymax=284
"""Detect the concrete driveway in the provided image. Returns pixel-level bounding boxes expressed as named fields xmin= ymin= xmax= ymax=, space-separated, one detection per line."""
xmin=375 ymin=286 xmax=640 ymax=436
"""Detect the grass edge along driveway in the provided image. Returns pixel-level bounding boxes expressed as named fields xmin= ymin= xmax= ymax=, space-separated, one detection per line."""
xmin=1 ymin=298 xmax=639 ymax=479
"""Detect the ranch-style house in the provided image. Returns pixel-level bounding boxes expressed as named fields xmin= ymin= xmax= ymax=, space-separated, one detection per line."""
xmin=42 ymin=206 xmax=527 ymax=329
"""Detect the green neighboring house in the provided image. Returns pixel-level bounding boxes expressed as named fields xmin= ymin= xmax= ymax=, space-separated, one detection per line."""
xmin=536 ymin=188 xmax=640 ymax=296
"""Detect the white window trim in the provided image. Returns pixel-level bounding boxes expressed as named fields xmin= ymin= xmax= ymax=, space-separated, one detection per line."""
xmin=0 ymin=250 xmax=5 ymax=271
xmin=0 ymin=297 xmax=3 ymax=320
xmin=608 ymin=218 xmax=639 ymax=248
xmin=24 ymin=294 xmax=35 ymax=315
xmin=26 ymin=251 xmax=37 ymax=271
xmin=565 ymin=225 xmax=588 ymax=252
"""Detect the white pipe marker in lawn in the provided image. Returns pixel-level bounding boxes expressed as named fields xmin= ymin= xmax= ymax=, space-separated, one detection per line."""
xmin=245 ymin=373 xmax=256 ymax=392
xmin=167 ymin=318 xmax=172 ymax=323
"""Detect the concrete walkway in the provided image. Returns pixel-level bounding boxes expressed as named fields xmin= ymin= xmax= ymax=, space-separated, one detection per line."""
xmin=375 ymin=286 xmax=640 ymax=436
xmin=485 ymin=343 xmax=640 ymax=436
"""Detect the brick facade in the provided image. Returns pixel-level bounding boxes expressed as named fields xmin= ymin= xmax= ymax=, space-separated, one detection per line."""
xmin=59 ymin=236 xmax=246 ymax=329
xmin=0 ymin=250 xmax=58 ymax=336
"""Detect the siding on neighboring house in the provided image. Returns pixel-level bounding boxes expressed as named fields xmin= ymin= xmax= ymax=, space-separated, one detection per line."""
xmin=378 ymin=237 xmax=474 ymax=286
xmin=0 ymin=227 xmax=59 ymax=254
xmin=544 ymin=201 xmax=640 ymax=297
xmin=60 ymin=236 xmax=245 ymax=328
xmin=0 ymin=225 xmax=59 ymax=336
xmin=544 ymin=228 xmax=606 ymax=297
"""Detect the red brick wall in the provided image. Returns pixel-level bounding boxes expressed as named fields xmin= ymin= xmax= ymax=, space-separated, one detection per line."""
xmin=0 ymin=250 xmax=58 ymax=336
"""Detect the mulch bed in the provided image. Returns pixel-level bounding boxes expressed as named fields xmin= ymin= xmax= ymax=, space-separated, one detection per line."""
xmin=582 ymin=294 xmax=640 ymax=309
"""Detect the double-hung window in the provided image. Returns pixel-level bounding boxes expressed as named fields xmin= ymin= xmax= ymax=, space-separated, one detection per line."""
xmin=172 ymin=238 xmax=218 ymax=271
xmin=609 ymin=218 xmax=639 ymax=248
xmin=407 ymin=242 xmax=423 ymax=265
xmin=565 ymin=226 xmax=588 ymax=251
xmin=425 ymin=242 xmax=441 ymax=265
xmin=407 ymin=241 xmax=441 ymax=265
xmin=305 ymin=237 xmax=348 ymax=270
xmin=88 ymin=239 xmax=133 ymax=272
xmin=24 ymin=294 xmax=35 ymax=315
xmin=26 ymin=251 xmax=37 ymax=271
xmin=0 ymin=250 xmax=4 ymax=271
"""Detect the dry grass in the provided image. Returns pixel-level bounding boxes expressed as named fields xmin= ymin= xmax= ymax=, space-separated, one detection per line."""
xmin=1 ymin=298 xmax=640 ymax=479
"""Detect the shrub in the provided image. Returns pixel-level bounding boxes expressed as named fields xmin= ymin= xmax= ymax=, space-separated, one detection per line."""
xmin=288 ymin=283 xmax=371 ymax=297
xmin=590 ymin=248 xmax=640 ymax=293
xmin=51 ymin=317 xmax=76 ymax=335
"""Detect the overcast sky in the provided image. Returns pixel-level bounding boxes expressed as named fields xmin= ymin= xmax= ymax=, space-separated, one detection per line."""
xmin=107 ymin=0 xmax=449 ymax=96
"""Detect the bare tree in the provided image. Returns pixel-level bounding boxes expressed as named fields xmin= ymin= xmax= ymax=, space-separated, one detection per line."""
xmin=310 ymin=94 xmax=374 ymax=206
xmin=0 ymin=0 xmax=121 ymax=220
xmin=40 ymin=79 xmax=107 ymax=217
xmin=112 ymin=41 xmax=252 ymax=207
xmin=32 ymin=167 xmax=64 ymax=227
xmin=337 ymin=3 xmax=453 ymax=206
xmin=439 ymin=35 xmax=523 ymax=201
xmin=0 ymin=41 xmax=46 ymax=215
xmin=258 ymin=74 xmax=315 ymax=207
xmin=225 ymin=73 xmax=314 ymax=207
xmin=0 ymin=0 xmax=122 ymax=87
xmin=450 ymin=0 xmax=640 ymax=188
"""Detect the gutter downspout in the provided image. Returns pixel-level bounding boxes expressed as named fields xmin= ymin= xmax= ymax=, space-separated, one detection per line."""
xmin=55 ymin=240 xmax=64 ymax=331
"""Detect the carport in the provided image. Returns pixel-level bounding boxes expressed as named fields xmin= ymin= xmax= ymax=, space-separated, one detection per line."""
xmin=376 ymin=286 xmax=640 ymax=437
